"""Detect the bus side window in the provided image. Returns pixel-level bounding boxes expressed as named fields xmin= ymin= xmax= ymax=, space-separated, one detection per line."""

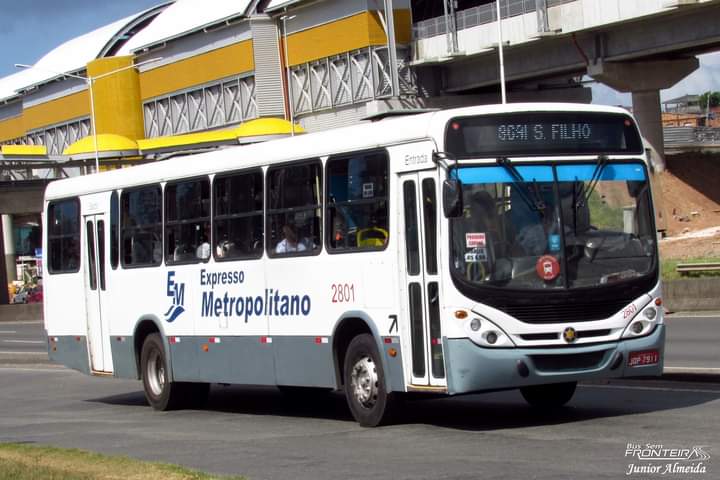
xmin=165 ymin=177 xmax=211 ymax=264
xmin=213 ymin=170 xmax=263 ymax=260
xmin=267 ymin=161 xmax=322 ymax=257
xmin=121 ymin=185 xmax=163 ymax=268
xmin=47 ymin=198 xmax=81 ymax=273
xmin=110 ymin=191 xmax=119 ymax=269
xmin=326 ymin=150 xmax=389 ymax=252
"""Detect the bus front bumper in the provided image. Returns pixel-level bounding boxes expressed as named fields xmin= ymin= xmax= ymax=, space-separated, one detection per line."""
xmin=443 ymin=324 xmax=665 ymax=395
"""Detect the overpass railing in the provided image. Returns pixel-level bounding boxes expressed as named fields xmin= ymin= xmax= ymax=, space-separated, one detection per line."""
xmin=412 ymin=0 xmax=577 ymax=40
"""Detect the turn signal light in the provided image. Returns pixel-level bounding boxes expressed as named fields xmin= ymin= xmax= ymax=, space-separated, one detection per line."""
xmin=455 ymin=310 xmax=468 ymax=319
xmin=655 ymin=298 xmax=663 ymax=306
xmin=388 ymin=348 xmax=398 ymax=357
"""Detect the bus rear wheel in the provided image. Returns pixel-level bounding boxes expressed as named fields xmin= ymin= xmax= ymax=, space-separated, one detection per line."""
xmin=343 ymin=334 xmax=395 ymax=427
xmin=520 ymin=382 xmax=577 ymax=408
xmin=140 ymin=333 xmax=209 ymax=410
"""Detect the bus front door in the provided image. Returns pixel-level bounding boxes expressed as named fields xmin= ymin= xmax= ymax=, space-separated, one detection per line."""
xmin=83 ymin=213 xmax=112 ymax=373
xmin=398 ymin=172 xmax=446 ymax=388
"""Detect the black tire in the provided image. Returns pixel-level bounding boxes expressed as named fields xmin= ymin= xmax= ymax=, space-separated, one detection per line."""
xmin=140 ymin=333 xmax=210 ymax=410
xmin=520 ymin=382 xmax=577 ymax=408
xmin=343 ymin=334 xmax=396 ymax=427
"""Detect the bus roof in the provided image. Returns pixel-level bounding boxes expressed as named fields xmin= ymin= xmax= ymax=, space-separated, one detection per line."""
xmin=44 ymin=103 xmax=634 ymax=201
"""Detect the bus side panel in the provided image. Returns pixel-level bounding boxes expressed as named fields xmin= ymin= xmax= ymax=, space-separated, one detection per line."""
xmin=176 ymin=336 xmax=276 ymax=385
xmin=48 ymin=336 xmax=90 ymax=375
xmin=110 ymin=336 xmax=137 ymax=379
xmin=274 ymin=336 xmax=335 ymax=388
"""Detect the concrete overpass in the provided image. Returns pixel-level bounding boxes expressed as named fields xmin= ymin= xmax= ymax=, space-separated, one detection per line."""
xmin=411 ymin=0 xmax=720 ymax=169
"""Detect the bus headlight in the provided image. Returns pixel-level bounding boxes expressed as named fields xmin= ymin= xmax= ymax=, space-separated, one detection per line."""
xmin=643 ymin=307 xmax=657 ymax=320
xmin=465 ymin=316 xmax=515 ymax=348
xmin=622 ymin=305 xmax=660 ymax=339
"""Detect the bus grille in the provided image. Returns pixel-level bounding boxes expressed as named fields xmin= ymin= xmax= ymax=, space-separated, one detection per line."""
xmin=502 ymin=298 xmax=631 ymax=324
xmin=530 ymin=350 xmax=607 ymax=372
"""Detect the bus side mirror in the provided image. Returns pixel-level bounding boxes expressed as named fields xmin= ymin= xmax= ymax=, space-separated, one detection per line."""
xmin=443 ymin=179 xmax=463 ymax=218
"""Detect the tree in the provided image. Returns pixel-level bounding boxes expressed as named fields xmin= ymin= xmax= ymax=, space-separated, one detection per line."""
xmin=698 ymin=91 xmax=720 ymax=109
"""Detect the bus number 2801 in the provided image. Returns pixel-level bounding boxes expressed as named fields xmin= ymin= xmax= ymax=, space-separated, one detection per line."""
xmin=331 ymin=283 xmax=356 ymax=303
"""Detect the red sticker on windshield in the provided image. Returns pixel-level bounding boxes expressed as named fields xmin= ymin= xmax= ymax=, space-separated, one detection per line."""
xmin=536 ymin=255 xmax=560 ymax=281
xmin=466 ymin=233 xmax=486 ymax=248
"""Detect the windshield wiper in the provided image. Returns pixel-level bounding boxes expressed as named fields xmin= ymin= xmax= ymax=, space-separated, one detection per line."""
xmin=576 ymin=154 xmax=608 ymax=209
xmin=497 ymin=157 xmax=546 ymax=215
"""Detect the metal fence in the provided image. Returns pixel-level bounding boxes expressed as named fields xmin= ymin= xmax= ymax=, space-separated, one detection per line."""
xmin=413 ymin=0 xmax=576 ymax=40
xmin=290 ymin=46 xmax=415 ymax=116
xmin=664 ymin=126 xmax=720 ymax=145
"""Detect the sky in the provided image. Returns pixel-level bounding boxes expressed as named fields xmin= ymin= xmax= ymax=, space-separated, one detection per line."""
xmin=0 ymin=0 xmax=719 ymax=106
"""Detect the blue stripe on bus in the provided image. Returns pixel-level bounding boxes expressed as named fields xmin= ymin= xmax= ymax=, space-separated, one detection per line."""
xmin=556 ymin=163 xmax=646 ymax=181
xmin=457 ymin=166 xmax=553 ymax=184
xmin=457 ymin=163 xmax=647 ymax=184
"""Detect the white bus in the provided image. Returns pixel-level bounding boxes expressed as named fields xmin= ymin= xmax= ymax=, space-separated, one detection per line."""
xmin=43 ymin=103 xmax=665 ymax=426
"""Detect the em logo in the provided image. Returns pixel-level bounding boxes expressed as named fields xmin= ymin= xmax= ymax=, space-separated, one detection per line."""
xmin=164 ymin=271 xmax=185 ymax=323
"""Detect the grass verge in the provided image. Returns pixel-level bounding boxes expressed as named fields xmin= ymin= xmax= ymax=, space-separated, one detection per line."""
xmin=0 ymin=443 xmax=244 ymax=480
xmin=661 ymin=257 xmax=720 ymax=281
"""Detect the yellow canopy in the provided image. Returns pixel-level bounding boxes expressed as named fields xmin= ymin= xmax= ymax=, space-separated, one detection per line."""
xmin=234 ymin=118 xmax=305 ymax=143
xmin=137 ymin=129 xmax=237 ymax=154
xmin=138 ymin=118 xmax=306 ymax=155
xmin=63 ymin=134 xmax=139 ymax=160
xmin=0 ymin=144 xmax=48 ymax=158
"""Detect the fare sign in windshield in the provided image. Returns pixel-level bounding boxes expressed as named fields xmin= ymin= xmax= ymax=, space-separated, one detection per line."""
xmin=445 ymin=111 xmax=644 ymax=157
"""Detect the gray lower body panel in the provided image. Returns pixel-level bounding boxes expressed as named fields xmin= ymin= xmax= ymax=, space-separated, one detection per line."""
xmin=110 ymin=336 xmax=137 ymax=379
xmin=48 ymin=333 xmax=407 ymax=393
xmin=48 ymin=335 xmax=90 ymax=375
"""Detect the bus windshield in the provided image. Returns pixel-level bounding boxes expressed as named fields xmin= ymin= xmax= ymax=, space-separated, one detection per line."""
xmin=450 ymin=162 xmax=657 ymax=290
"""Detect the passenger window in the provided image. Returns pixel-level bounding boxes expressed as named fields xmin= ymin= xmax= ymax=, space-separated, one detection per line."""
xmin=327 ymin=151 xmax=388 ymax=252
xmin=110 ymin=191 xmax=119 ymax=269
xmin=165 ymin=178 xmax=211 ymax=264
xmin=267 ymin=161 xmax=322 ymax=256
xmin=47 ymin=199 xmax=80 ymax=273
xmin=213 ymin=170 xmax=263 ymax=260
xmin=121 ymin=185 xmax=162 ymax=267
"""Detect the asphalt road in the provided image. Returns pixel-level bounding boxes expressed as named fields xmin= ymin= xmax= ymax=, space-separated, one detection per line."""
xmin=664 ymin=314 xmax=720 ymax=370
xmin=0 ymin=320 xmax=47 ymax=364
xmin=0 ymin=367 xmax=718 ymax=479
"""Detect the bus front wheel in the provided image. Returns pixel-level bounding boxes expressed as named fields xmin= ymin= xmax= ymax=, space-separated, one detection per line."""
xmin=343 ymin=334 xmax=395 ymax=427
xmin=140 ymin=333 xmax=209 ymax=410
xmin=520 ymin=381 xmax=577 ymax=408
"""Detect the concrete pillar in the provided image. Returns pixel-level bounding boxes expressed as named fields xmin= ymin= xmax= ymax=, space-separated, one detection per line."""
xmin=588 ymin=58 xmax=699 ymax=171
xmin=2 ymin=215 xmax=15 ymax=284
xmin=632 ymin=90 xmax=664 ymax=167
xmin=0 ymin=222 xmax=6 ymax=304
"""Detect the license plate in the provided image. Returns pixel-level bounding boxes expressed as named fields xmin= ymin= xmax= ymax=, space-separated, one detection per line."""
xmin=628 ymin=350 xmax=660 ymax=367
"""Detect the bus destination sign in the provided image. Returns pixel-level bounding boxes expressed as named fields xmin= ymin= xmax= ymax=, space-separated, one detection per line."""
xmin=445 ymin=112 xmax=644 ymax=157
xmin=497 ymin=122 xmax=592 ymax=143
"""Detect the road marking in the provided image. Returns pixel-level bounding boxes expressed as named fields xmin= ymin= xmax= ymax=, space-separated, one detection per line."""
xmin=0 ymin=331 xmax=17 ymax=334
xmin=664 ymin=366 xmax=720 ymax=373
xmin=581 ymin=384 xmax=720 ymax=394
xmin=0 ymin=351 xmax=47 ymax=355
xmin=0 ymin=366 xmax=64 ymax=373
xmin=1 ymin=340 xmax=45 ymax=344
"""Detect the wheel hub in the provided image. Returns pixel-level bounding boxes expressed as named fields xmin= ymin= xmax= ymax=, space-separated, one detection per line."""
xmin=147 ymin=351 xmax=165 ymax=396
xmin=350 ymin=356 xmax=378 ymax=408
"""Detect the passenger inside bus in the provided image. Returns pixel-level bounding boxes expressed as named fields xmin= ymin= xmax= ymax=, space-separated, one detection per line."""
xmin=275 ymin=224 xmax=308 ymax=254
xmin=196 ymin=232 xmax=211 ymax=260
